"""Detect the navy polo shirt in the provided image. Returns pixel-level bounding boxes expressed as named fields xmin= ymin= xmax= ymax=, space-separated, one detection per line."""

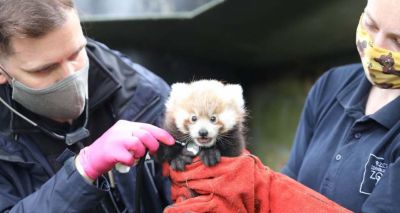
xmin=282 ymin=64 xmax=400 ymax=213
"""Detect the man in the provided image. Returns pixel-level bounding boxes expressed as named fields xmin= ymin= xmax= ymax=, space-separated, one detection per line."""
xmin=0 ymin=0 xmax=175 ymax=212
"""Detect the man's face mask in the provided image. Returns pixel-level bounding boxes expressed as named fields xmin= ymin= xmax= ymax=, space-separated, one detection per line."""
xmin=1 ymin=62 xmax=89 ymax=121
xmin=356 ymin=13 xmax=400 ymax=89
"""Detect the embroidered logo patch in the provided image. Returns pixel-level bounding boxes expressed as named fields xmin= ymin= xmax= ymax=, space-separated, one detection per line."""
xmin=360 ymin=154 xmax=387 ymax=195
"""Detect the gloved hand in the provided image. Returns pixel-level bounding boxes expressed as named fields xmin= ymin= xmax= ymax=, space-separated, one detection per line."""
xmin=77 ymin=120 xmax=175 ymax=180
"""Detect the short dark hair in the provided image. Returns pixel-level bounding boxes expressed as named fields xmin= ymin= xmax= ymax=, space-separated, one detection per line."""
xmin=0 ymin=0 xmax=75 ymax=57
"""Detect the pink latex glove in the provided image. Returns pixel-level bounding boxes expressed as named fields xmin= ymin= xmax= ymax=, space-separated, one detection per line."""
xmin=78 ymin=120 xmax=175 ymax=180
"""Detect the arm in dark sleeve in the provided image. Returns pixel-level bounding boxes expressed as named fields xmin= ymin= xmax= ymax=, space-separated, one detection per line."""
xmin=361 ymin=157 xmax=400 ymax=213
xmin=281 ymin=65 xmax=364 ymax=180
xmin=280 ymin=72 xmax=329 ymax=179
xmin=0 ymin=157 xmax=106 ymax=213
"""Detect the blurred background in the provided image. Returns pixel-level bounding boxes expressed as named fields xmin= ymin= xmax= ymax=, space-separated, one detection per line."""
xmin=76 ymin=0 xmax=366 ymax=170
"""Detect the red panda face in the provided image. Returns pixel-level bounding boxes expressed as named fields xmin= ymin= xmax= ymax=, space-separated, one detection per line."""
xmin=186 ymin=113 xmax=221 ymax=147
xmin=165 ymin=80 xmax=246 ymax=147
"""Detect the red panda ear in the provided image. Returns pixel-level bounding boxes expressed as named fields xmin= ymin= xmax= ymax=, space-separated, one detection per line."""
xmin=170 ymin=83 xmax=189 ymax=98
xmin=224 ymin=84 xmax=245 ymax=112
xmin=166 ymin=83 xmax=190 ymax=110
xmin=171 ymin=82 xmax=188 ymax=90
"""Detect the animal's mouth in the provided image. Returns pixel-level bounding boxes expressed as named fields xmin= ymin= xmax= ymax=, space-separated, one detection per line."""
xmin=195 ymin=137 xmax=213 ymax=145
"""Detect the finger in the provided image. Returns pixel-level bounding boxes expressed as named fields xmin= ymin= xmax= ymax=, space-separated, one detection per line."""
xmin=123 ymin=136 xmax=146 ymax=158
xmin=117 ymin=150 xmax=136 ymax=166
xmin=132 ymin=129 xmax=159 ymax=153
xmin=139 ymin=123 xmax=175 ymax=145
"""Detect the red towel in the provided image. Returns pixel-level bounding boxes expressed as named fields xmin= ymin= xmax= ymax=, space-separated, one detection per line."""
xmin=163 ymin=154 xmax=352 ymax=213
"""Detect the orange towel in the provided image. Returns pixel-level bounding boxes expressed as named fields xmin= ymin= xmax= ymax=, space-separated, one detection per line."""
xmin=163 ymin=154 xmax=352 ymax=213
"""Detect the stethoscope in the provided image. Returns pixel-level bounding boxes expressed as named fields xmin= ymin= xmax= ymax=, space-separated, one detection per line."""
xmin=1 ymin=94 xmax=149 ymax=213
xmin=0 ymin=65 xmax=146 ymax=213
xmin=0 ymin=95 xmax=132 ymax=213
xmin=0 ymin=95 xmax=90 ymax=146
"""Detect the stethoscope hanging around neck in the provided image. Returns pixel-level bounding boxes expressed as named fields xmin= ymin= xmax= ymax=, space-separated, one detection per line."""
xmin=0 ymin=96 xmax=90 ymax=146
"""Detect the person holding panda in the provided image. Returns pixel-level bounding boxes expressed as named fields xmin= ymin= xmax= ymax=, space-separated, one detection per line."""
xmin=283 ymin=0 xmax=400 ymax=212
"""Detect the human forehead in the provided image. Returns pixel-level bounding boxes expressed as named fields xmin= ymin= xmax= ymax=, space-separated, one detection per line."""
xmin=365 ymin=0 xmax=400 ymax=31
xmin=6 ymin=9 xmax=86 ymax=70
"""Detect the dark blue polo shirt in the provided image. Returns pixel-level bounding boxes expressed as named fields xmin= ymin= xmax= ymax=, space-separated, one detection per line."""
xmin=282 ymin=64 xmax=400 ymax=213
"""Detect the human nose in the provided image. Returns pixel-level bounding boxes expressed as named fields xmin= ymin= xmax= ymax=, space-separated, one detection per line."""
xmin=372 ymin=31 xmax=390 ymax=50
xmin=59 ymin=61 xmax=78 ymax=79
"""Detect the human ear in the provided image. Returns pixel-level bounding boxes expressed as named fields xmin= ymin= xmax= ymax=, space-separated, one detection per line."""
xmin=0 ymin=72 xmax=7 ymax=84
xmin=0 ymin=58 xmax=8 ymax=84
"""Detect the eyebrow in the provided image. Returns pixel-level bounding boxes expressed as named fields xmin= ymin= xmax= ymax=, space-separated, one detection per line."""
xmin=364 ymin=11 xmax=400 ymax=38
xmin=21 ymin=43 xmax=86 ymax=73
xmin=364 ymin=12 xmax=377 ymax=26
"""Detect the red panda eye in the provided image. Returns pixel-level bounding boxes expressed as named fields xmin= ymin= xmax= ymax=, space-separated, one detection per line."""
xmin=191 ymin=115 xmax=198 ymax=122
xmin=210 ymin=116 xmax=217 ymax=122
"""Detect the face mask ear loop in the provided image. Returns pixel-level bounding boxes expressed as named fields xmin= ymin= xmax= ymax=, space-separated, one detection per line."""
xmin=0 ymin=65 xmax=13 ymax=81
xmin=0 ymin=96 xmax=38 ymax=127
xmin=0 ymin=65 xmax=39 ymax=127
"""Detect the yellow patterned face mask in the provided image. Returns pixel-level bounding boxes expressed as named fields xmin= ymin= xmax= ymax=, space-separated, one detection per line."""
xmin=356 ymin=13 xmax=400 ymax=89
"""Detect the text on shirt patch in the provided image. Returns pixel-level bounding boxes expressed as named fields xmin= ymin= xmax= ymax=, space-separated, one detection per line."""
xmin=360 ymin=154 xmax=387 ymax=195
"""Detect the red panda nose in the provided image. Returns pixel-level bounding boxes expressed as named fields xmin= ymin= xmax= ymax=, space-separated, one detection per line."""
xmin=199 ymin=129 xmax=208 ymax=137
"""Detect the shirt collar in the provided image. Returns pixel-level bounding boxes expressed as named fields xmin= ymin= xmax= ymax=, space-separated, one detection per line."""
xmin=337 ymin=68 xmax=400 ymax=129
xmin=336 ymin=68 xmax=370 ymax=119
xmin=369 ymin=95 xmax=400 ymax=129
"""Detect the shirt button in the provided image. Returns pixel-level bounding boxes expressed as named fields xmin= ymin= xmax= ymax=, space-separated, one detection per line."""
xmin=335 ymin=154 xmax=342 ymax=161
xmin=354 ymin=132 xmax=362 ymax=139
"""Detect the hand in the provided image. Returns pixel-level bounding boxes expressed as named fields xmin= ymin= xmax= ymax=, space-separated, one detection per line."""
xmin=77 ymin=120 xmax=175 ymax=180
